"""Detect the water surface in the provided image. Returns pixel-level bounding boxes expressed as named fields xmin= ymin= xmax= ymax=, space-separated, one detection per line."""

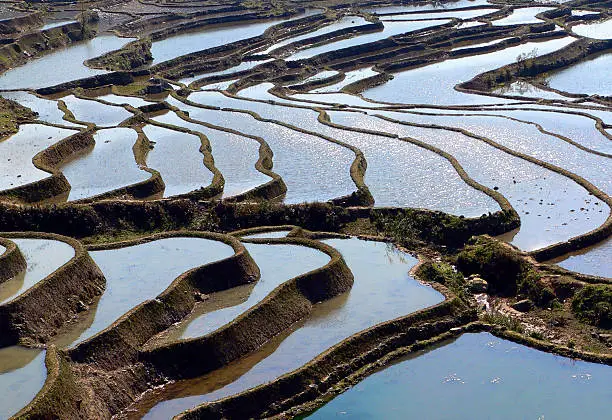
xmin=309 ymin=332 xmax=612 ymax=419
xmin=547 ymin=53 xmax=612 ymax=97
xmin=160 ymin=242 xmax=330 ymax=342
xmin=0 ymin=35 xmax=132 ymax=90
xmin=142 ymin=124 xmax=214 ymax=197
xmin=136 ymin=238 xmax=443 ymax=418
xmin=61 ymin=95 xmax=132 ymax=126
xmin=548 ymin=237 xmax=612 ymax=278
xmin=72 ymin=237 xmax=234 ymax=345
xmin=152 ymin=112 xmax=271 ymax=197
xmin=60 ymin=127 xmax=149 ymax=201
xmin=364 ymin=37 xmax=573 ymax=105
xmin=0 ymin=91 xmax=79 ymax=126
xmin=0 ymin=346 xmax=46 ymax=418
xmin=287 ymin=20 xmax=453 ymax=61
xmin=264 ymin=16 xmax=369 ymax=54
xmin=572 ymin=19 xmax=612 ymax=39
xmin=335 ymin=111 xmax=608 ymax=251
xmin=201 ymin=90 xmax=497 ymax=215
xmin=491 ymin=7 xmax=553 ymax=26
xmin=167 ymin=96 xmax=355 ymax=203
xmin=0 ymin=238 xmax=75 ymax=304
xmin=0 ymin=125 xmax=76 ymax=192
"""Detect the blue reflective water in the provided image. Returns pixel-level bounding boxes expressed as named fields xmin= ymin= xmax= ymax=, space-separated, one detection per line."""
xmin=309 ymin=332 xmax=612 ymax=419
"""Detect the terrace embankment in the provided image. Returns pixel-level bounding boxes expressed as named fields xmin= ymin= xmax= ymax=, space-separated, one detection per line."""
xmin=458 ymin=37 xmax=612 ymax=96
xmin=0 ymin=232 xmax=105 ymax=347
xmin=85 ymin=38 xmax=153 ymax=71
xmin=0 ymin=129 xmax=95 ymax=204
xmin=0 ymin=20 xmax=95 ymax=74
xmin=0 ymin=97 xmax=37 ymax=139
xmin=0 ymin=199 xmax=521 ymax=250
xmin=178 ymin=283 xmax=471 ymax=419
xmin=0 ymin=237 xmax=26 ymax=283
xmin=16 ymin=236 xmax=353 ymax=418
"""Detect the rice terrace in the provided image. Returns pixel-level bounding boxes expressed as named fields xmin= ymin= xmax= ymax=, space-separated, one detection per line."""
xmin=0 ymin=0 xmax=610 ymax=418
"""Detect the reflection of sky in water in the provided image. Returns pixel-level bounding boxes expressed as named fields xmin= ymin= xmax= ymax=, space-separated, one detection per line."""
xmin=142 ymin=238 xmax=442 ymax=419
xmin=310 ymin=332 xmax=612 ymax=419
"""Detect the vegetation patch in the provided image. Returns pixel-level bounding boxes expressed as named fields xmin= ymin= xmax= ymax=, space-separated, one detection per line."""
xmin=415 ymin=261 xmax=467 ymax=301
xmin=456 ymin=236 xmax=554 ymax=307
xmin=0 ymin=97 xmax=37 ymax=139
xmin=86 ymin=38 xmax=153 ymax=71
xmin=572 ymin=285 xmax=612 ymax=329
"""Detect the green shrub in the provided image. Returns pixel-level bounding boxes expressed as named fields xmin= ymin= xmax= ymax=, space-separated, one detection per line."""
xmin=456 ymin=236 xmax=524 ymax=296
xmin=416 ymin=261 xmax=466 ymax=300
xmin=572 ymin=285 xmax=612 ymax=329
xmin=517 ymin=270 xmax=555 ymax=307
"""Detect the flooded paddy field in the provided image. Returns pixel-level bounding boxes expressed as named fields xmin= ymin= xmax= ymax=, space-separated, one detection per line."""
xmin=309 ymin=332 xmax=612 ymax=419
xmin=0 ymin=0 xmax=610 ymax=418
xmin=128 ymin=238 xmax=442 ymax=419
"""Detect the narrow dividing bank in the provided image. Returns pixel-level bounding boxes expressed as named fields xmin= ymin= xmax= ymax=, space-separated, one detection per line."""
xmin=205 ymin=90 xmax=498 ymax=216
xmin=0 ymin=238 xmax=75 ymax=304
xmin=308 ymin=332 xmax=612 ymax=419
xmin=472 ymin=108 xmax=612 ymax=156
xmin=125 ymin=238 xmax=443 ymax=419
xmin=364 ymin=37 xmax=574 ymax=105
xmin=60 ymin=127 xmax=150 ymax=201
xmin=0 ymin=35 xmax=133 ymax=90
xmin=148 ymin=242 xmax=331 ymax=345
xmin=286 ymin=20 xmax=453 ymax=62
xmin=60 ymin=95 xmax=133 ymax=127
xmin=70 ymin=237 xmax=234 ymax=345
xmin=312 ymin=68 xmax=381 ymax=93
xmin=380 ymin=111 xmax=612 ymax=196
xmin=148 ymin=10 xmax=318 ymax=65
xmin=0 ymin=91 xmax=79 ymax=126
xmin=151 ymin=112 xmax=271 ymax=198
xmin=263 ymin=16 xmax=370 ymax=55
xmin=548 ymin=236 xmax=612 ymax=279
xmin=0 ymin=124 xmax=77 ymax=193
xmin=165 ymin=96 xmax=356 ymax=203
xmin=330 ymin=111 xmax=608 ymax=251
xmin=141 ymin=124 xmax=214 ymax=198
